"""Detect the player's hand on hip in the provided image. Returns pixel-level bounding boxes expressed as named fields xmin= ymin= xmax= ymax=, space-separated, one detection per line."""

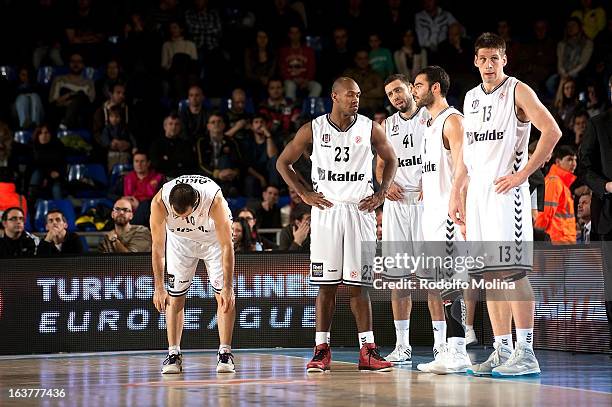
xmin=301 ymin=191 xmax=333 ymax=210
xmin=153 ymin=287 xmax=169 ymax=313
xmin=386 ymin=182 xmax=404 ymax=201
xmin=494 ymin=171 xmax=527 ymax=194
xmin=358 ymin=190 xmax=385 ymax=212
xmin=219 ymin=286 xmax=235 ymax=313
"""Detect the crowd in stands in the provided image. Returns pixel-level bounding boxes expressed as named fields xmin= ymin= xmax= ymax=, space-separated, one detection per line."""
xmin=0 ymin=0 xmax=611 ymax=255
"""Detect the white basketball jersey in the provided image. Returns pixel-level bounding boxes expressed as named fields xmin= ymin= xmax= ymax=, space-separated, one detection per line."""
xmin=161 ymin=175 xmax=224 ymax=242
xmin=421 ymin=107 xmax=462 ymax=214
xmin=311 ymin=114 xmax=374 ymax=203
xmin=463 ymin=76 xmax=531 ymax=186
xmin=384 ymin=107 xmax=430 ymax=192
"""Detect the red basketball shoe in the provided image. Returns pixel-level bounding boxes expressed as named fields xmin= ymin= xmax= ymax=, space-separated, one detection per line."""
xmin=358 ymin=343 xmax=393 ymax=371
xmin=306 ymin=343 xmax=331 ymax=372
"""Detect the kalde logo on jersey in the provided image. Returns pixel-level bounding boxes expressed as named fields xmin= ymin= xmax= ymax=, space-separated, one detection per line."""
xmin=322 ymin=134 xmax=331 ymax=143
xmin=317 ymin=167 xmax=365 ymax=182
xmin=398 ymin=155 xmax=422 ymax=168
xmin=466 ymin=130 xmax=504 ymax=145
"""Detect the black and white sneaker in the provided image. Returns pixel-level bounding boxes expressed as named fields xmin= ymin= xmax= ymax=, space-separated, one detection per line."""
xmin=162 ymin=353 xmax=183 ymax=374
xmin=216 ymin=352 xmax=235 ymax=373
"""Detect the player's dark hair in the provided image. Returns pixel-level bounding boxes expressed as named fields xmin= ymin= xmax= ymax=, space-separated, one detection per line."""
xmin=384 ymin=74 xmax=411 ymax=88
xmin=554 ymin=145 xmax=576 ymax=161
xmin=46 ymin=209 xmax=66 ymax=223
xmin=1 ymin=207 xmax=23 ymax=222
xmin=169 ymin=183 xmax=198 ymax=215
xmin=416 ymin=66 xmax=450 ymax=97
xmin=474 ymin=32 xmax=506 ymax=55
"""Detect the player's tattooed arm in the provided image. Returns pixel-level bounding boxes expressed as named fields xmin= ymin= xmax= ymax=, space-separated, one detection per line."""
xmin=361 ymin=121 xmax=398 ymax=211
xmin=150 ymin=191 xmax=169 ymax=312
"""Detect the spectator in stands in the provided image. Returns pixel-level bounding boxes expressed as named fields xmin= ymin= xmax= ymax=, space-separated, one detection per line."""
xmin=48 ymin=52 xmax=95 ymax=129
xmin=122 ymin=12 xmax=160 ymax=71
xmin=320 ymin=27 xmax=354 ymax=91
xmin=101 ymin=106 xmax=137 ymax=171
xmin=179 ymin=84 xmax=208 ymax=142
xmin=149 ymin=114 xmax=196 ymax=179
xmin=280 ymin=186 xmax=303 ymax=227
xmin=196 ymin=113 xmax=242 ymax=196
xmin=29 ymin=125 xmax=65 ymax=201
xmin=0 ymin=207 xmax=38 ymax=258
xmin=252 ymin=185 xmax=282 ymax=229
xmin=343 ymin=50 xmax=384 ymax=115
xmin=585 ymin=83 xmax=608 ymax=117
xmin=414 ymin=0 xmax=458 ymax=53
xmin=279 ymin=25 xmax=322 ymax=101
xmin=258 ymin=0 xmax=304 ymax=46
xmin=368 ymin=33 xmax=395 ymax=80
xmin=244 ymin=30 xmax=278 ymax=97
xmin=535 ymin=145 xmax=578 ymax=244
xmin=519 ymin=19 xmax=557 ymax=95
xmin=161 ymin=20 xmax=197 ymax=71
xmin=258 ymin=78 xmax=300 ymax=140
xmin=98 ymin=198 xmax=152 ymax=253
xmin=146 ymin=0 xmax=180 ymax=36
xmin=95 ymin=59 xmax=126 ymax=105
xmin=496 ymin=19 xmax=522 ymax=75
xmin=378 ymin=0 xmax=411 ymax=50
xmin=547 ymin=17 xmax=594 ymax=96
xmin=278 ymin=203 xmax=310 ymax=251
xmin=571 ymin=0 xmax=606 ymax=39
xmin=0 ymin=167 xmax=27 ymax=219
xmin=528 ymin=141 xmax=550 ymax=223
xmin=93 ymin=83 xmax=129 ymax=146
xmin=37 ymin=209 xmax=84 ymax=255
xmin=577 ymin=191 xmax=592 ymax=243
xmin=31 ymin=0 xmax=64 ymax=69
xmin=394 ymin=28 xmax=427 ymax=82
xmin=433 ymin=22 xmax=475 ymax=104
xmin=0 ymin=122 xmax=12 ymax=168
xmin=232 ymin=218 xmax=255 ymax=252
xmin=241 ymin=114 xmax=280 ymax=197
xmin=12 ymin=66 xmax=44 ymax=129
xmin=224 ymin=88 xmax=252 ymax=142
xmin=237 ymin=207 xmax=276 ymax=251
xmin=566 ymin=110 xmax=589 ymax=147
xmin=553 ymin=77 xmax=581 ymax=132
xmin=123 ymin=151 xmax=164 ymax=203
xmin=64 ymin=0 xmax=107 ymax=64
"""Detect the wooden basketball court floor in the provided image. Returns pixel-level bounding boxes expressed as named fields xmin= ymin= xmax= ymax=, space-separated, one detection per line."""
xmin=1 ymin=347 xmax=610 ymax=406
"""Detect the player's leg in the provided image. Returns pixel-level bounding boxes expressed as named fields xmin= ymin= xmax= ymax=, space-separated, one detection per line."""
xmin=416 ymin=289 xmax=449 ymax=372
xmin=386 ymin=288 xmax=413 ymax=364
xmin=464 ymin=286 xmax=478 ymax=345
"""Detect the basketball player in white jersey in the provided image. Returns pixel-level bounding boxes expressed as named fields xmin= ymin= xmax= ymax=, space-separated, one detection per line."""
xmin=450 ymin=33 xmax=561 ymax=376
xmin=277 ymin=77 xmax=397 ymax=372
xmin=411 ymin=66 xmax=471 ymax=374
xmin=151 ymin=175 xmax=236 ymax=374
xmin=375 ymin=74 xmax=446 ymax=365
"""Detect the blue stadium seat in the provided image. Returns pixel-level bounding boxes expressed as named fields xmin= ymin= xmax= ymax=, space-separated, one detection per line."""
xmin=178 ymin=98 xmax=213 ymax=113
xmin=278 ymin=195 xmax=290 ymax=208
xmin=110 ymin=163 xmax=133 ymax=187
xmin=13 ymin=130 xmax=33 ymax=145
xmin=302 ymin=97 xmax=331 ymax=117
xmin=68 ymin=164 xmax=109 ymax=197
xmin=227 ymin=197 xmax=247 ymax=214
xmin=0 ymin=65 xmax=16 ymax=82
xmin=221 ymin=96 xmax=255 ymax=115
xmin=36 ymin=66 xmax=68 ymax=86
xmin=80 ymin=198 xmax=114 ymax=215
xmin=57 ymin=128 xmax=92 ymax=143
xmin=34 ymin=199 xmax=77 ymax=232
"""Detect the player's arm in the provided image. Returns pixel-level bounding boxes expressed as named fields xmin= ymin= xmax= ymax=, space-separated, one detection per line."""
xmin=375 ymin=120 xmax=403 ymax=201
xmin=360 ymin=121 xmax=398 ymax=211
xmin=276 ymin=122 xmax=332 ymax=209
xmin=444 ymin=114 xmax=469 ymax=225
xmin=210 ymin=193 xmax=235 ymax=312
xmin=150 ymin=191 xmax=169 ymax=312
xmin=495 ymin=82 xmax=562 ymax=193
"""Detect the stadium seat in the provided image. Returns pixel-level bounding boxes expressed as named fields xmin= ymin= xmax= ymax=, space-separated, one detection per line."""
xmin=178 ymin=98 xmax=213 ymax=113
xmin=79 ymin=198 xmax=114 ymax=215
xmin=278 ymin=195 xmax=291 ymax=208
xmin=0 ymin=65 xmax=16 ymax=82
xmin=68 ymin=164 xmax=109 ymax=197
xmin=302 ymin=97 xmax=331 ymax=117
xmin=36 ymin=66 xmax=68 ymax=86
xmin=221 ymin=96 xmax=255 ymax=115
xmin=57 ymin=128 xmax=92 ymax=143
xmin=13 ymin=130 xmax=33 ymax=145
xmin=227 ymin=197 xmax=247 ymax=214
xmin=109 ymin=163 xmax=133 ymax=187
xmin=34 ymin=199 xmax=77 ymax=232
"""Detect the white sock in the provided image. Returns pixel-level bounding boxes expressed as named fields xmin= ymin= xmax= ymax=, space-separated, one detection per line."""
xmin=168 ymin=345 xmax=181 ymax=355
xmin=495 ymin=334 xmax=514 ymax=350
xmin=432 ymin=320 xmax=447 ymax=347
xmin=394 ymin=319 xmax=410 ymax=347
xmin=466 ymin=324 xmax=474 ymax=332
xmin=358 ymin=331 xmax=375 ymax=348
xmin=448 ymin=337 xmax=466 ymax=353
xmin=516 ymin=328 xmax=533 ymax=349
xmin=219 ymin=344 xmax=231 ymax=354
xmin=315 ymin=331 xmax=330 ymax=346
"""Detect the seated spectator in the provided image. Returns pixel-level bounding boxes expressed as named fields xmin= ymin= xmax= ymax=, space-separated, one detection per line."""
xmin=535 ymin=145 xmax=578 ymax=244
xmin=0 ymin=207 xmax=38 ymax=258
xmin=585 ymin=83 xmax=607 ymax=117
xmin=244 ymin=29 xmax=278 ymax=97
xmin=149 ymin=114 xmax=197 ymax=179
xmin=414 ymin=0 xmax=458 ymax=53
xmin=232 ymin=218 xmax=255 ymax=252
xmin=571 ymin=0 xmax=607 ymax=39
xmin=224 ymin=88 xmax=252 ymax=142
xmin=519 ymin=19 xmax=557 ymax=95
xmin=93 ymin=83 xmax=129 ymax=145
xmin=196 ymin=113 xmax=242 ymax=196
xmin=241 ymin=114 xmax=280 ymax=197
xmin=278 ymin=203 xmax=310 ymax=251
xmin=280 ymin=186 xmax=303 ymax=227
xmin=0 ymin=168 xmax=27 ymax=219
xmin=319 ymin=27 xmax=354 ymax=91
xmin=565 ymin=110 xmax=589 ymax=147
xmin=343 ymin=50 xmax=385 ymax=115
xmin=101 ymin=106 xmax=137 ymax=171
xmin=12 ymin=65 xmax=45 ymax=129
xmin=123 ymin=152 xmax=164 ymax=203
xmin=161 ymin=20 xmax=197 ymax=71
xmin=237 ymin=207 xmax=276 ymax=251
xmin=434 ymin=22 xmax=476 ymax=104
xmin=98 ymin=198 xmax=152 ymax=253
xmin=64 ymin=0 xmax=107 ymax=65
xmin=37 ymin=209 xmax=84 ymax=255
xmin=259 ymin=78 xmax=301 ymax=140
xmin=552 ymin=77 xmax=581 ymax=132
xmin=29 ymin=124 xmax=65 ymax=201
xmin=95 ymin=59 xmax=127 ymax=105
xmin=279 ymin=25 xmax=322 ymax=101
xmin=179 ymin=85 xmax=209 ymax=142
xmin=252 ymin=185 xmax=282 ymax=230
xmin=577 ymin=190 xmax=592 ymax=243
xmin=394 ymin=28 xmax=427 ymax=82
xmin=368 ymin=33 xmax=395 ymax=80
xmin=48 ymin=52 xmax=95 ymax=129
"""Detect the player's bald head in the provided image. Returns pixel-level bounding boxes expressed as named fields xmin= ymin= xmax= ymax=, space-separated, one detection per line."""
xmin=332 ymin=77 xmax=359 ymax=94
